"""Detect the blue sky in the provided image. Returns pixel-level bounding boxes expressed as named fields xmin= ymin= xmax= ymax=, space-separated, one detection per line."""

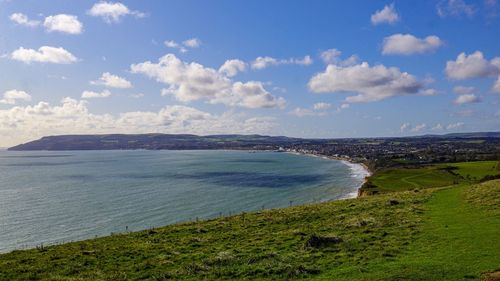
xmin=0 ymin=0 xmax=499 ymax=146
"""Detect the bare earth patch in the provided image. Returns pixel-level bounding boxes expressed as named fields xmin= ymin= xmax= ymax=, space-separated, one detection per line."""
xmin=482 ymin=270 xmax=500 ymax=281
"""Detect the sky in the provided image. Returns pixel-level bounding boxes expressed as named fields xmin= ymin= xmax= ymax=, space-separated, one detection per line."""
xmin=0 ymin=0 xmax=499 ymax=147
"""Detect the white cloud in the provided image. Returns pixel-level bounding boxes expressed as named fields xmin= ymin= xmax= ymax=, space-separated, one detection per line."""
xmin=88 ymin=1 xmax=145 ymax=23
xmin=0 ymin=90 xmax=32 ymax=105
xmin=411 ymin=123 xmax=427 ymax=132
xmin=453 ymin=85 xmax=477 ymax=95
xmin=9 ymin=13 xmax=40 ymax=27
xmin=10 ymin=46 xmax=78 ymax=64
xmin=130 ymin=93 xmax=144 ymax=99
xmin=289 ymin=107 xmax=327 ymax=117
xmin=446 ymin=122 xmax=465 ymax=130
xmin=289 ymin=102 xmax=333 ymax=117
xmin=371 ymin=3 xmax=400 ymax=25
xmin=308 ymin=62 xmax=431 ymax=103
xmin=492 ymin=75 xmax=500 ymax=93
xmin=313 ymin=102 xmax=331 ymax=110
xmin=382 ymin=34 xmax=443 ymax=55
xmin=339 ymin=103 xmax=350 ymax=110
xmin=91 ymin=72 xmax=132 ymax=88
xmin=436 ymin=0 xmax=476 ymax=18
xmin=164 ymin=40 xmax=188 ymax=53
xmin=320 ymin=49 xmax=342 ymax=64
xmin=43 ymin=14 xmax=83 ymax=34
xmin=431 ymin=123 xmax=444 ymax=131
xmin=81 ymin=89 xmax=111 ymax=99
xmin=130 ymin=54 xmax=285 ymax=109
xmin=453 ymin=94 xmax=480 ymax=104
xmin=251 ymin=55 xmax=313 ymax=70
xmin=401 ymin=123 xmax=428 ymax=133
xmin=164 ymin=38 xmax=201 ymax=53
xmin=164 ymin=40 xmax=179 ymax=48
xmin=419 ymin=89 xmax=440 ymax=96
xmin=0 ymin=98 xmax=277 ymax=147
xmin=445 ymin=51 xmax=500 ymax=80
xmin=400 ymin=122 xmax=410 ymax=132
xmin=251 ymin=56 xmax=278 ymax=70
xmin=320 ymin=49 xmax=360 ymax=66
xmin=219 ymin=59 xmax=247 ymax=77
xmin=182 ymin=38 xmax=201 ymax=48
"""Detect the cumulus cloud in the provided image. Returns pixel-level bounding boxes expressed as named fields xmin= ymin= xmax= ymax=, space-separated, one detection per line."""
xmin=9 ymin=13 xmax=40 ymax=27
xmin=10 ymin=46 xmax=78 ymax=64
xmin=371 ymin=3 xmax=400 ymax=25
xmin=164 ymin=38 xmax=201 ymax=53
xmin=400 ymin=122 xmax=410 ymax=132
xmin=182 ymin=38 xmax=201 ymax=48
xmin=308 ymin=62 xmax=431 ymax=103
xmin=0 ymin=98 xmax=277 ymax=147
xmin=431 ymin=123 xmax=444 ymax=131
xmin=290 ymin=102 xmax=332 ymax=117
xmin=219 ymin=59 xmax=247 ymax=77
xmin=0 ymin=90 xmax=32 ymax=105
xmin=44 ymin=14 xmax=83 ymax=34
xmin=436 ymin=0 xmax=476 ymax=18
xmin=447 ymin=122 xmax=465 ymax=130
xmin=289 ymin=107 xmax=328 ymax=117
xmin=453 ymin=94 xmax=480 ymax=104
xmin=339 ymin=103 xmax=350 ymax=110
xmin=88 ymin=1 xmax=145 ymax=23
xmin=453 ymin=85 xmax=477 ymax=95
xmin=411 ymin=123 xmax=427 ymax=132
xmin=81 ymin=89 xmax=111 ymax=99
xmin=382 ymin=34 xmax=444 ymax=55
xmin=400 ymin=123 xmax=430 ymax=133
xmin=320 ymin=49 xmax=341 ymax=64
xmin=164 ymin=40 xmax=187 ymax=53
xmin=313 ymin=102 xmax=331 ymax=110
xmin=130 ymin=93 xmax=144 ymax=99
xmin=251 ymin=55 xmax=313 ymax=70
xmin=91 ymin=72 xmax=132 ymax=88
xmin=493 ymin=75 xmax=500 ymax=93
xmin=320 ymin=49 xmax=359 ymax=66
xmin=130 ymin=54 xmax=285 ymax=109
xmin=445 ymin=51 xmax=500 ymax=80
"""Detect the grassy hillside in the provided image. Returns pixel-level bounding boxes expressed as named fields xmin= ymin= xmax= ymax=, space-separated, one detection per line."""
xmin=0 ymin=162 xmax=499 ymax=280
xmin=360 ymin=161 xmax=499 ymax=195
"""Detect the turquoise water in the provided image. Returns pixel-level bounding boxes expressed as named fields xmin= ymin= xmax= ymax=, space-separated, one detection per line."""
xmin=0 ymin=150 xmax=365 ymax=253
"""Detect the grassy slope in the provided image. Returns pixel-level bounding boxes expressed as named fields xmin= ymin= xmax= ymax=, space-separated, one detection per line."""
xmin=323 ymin=181 xmax=500 ymax=280
xmin=0 ymin=162 xmax=499 ymax=280
xmin=0 ymin=191 xmax=433 ymax=280
xmin=365 ymin=161 xmax=499 ymax=195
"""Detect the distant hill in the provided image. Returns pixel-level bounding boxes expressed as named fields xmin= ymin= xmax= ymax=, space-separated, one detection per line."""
xmin=418 ymin=132 xmax=500 ymax=139
xmin=7 ymin=134 xmax=306 ymax=151
xmin=7 ymin=131 xmax=500 ymax=151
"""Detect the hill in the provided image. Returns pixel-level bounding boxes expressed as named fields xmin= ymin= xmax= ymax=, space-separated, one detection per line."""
xmin=0 ymin=161 xmax=498 ymax=280
xmin=7 ymin=134 xmax=302 ymax=151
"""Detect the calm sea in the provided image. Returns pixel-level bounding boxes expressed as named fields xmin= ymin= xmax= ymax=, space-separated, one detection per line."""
xmin=0 ymin=150 xmax=367 ymax=252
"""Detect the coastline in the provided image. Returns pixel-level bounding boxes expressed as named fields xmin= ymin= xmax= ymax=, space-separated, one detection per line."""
xmin=285 ymin=151 xmax=372 ymax=199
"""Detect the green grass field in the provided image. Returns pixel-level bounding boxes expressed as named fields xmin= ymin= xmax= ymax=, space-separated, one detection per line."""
xmin=361 ymin=161 xmax=499 ymax=195
xmin=0 ymin=161 xmax=499 ymax=280
xmin=437 ymin=161 xmax=500 ymax=180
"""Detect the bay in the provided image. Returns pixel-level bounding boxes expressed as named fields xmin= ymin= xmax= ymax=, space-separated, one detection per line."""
xmin=0 ymin=150 xmax=367 ymax=252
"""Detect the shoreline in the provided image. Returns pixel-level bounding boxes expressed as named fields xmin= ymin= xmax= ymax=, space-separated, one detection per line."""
xmin=285 ymin=151 xmax=372 ymax=199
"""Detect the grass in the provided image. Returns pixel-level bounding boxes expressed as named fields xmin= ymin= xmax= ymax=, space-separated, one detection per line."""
xmin=0 ymin=162 xmax=499 ymax=280
xmin=436 ymin=161 xmax=500 ymax=180
xmin=361 ymin=161 xmax=499 ymax=195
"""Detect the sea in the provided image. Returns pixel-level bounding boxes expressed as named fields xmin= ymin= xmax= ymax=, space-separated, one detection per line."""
xmin=0 ymin=149 xmax=369 ymax=253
